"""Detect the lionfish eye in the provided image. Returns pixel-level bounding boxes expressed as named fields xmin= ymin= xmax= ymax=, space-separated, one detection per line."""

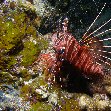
xmin=58 ymin=48 xmax=65 ymax=54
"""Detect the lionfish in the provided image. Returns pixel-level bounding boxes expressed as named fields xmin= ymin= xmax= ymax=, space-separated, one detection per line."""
xmin=37 ymin=3 xmax=111 ymax=94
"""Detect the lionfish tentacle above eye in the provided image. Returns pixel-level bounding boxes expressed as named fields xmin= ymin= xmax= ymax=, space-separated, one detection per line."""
xmin=62 ymin=17 xmax=69 ymax=33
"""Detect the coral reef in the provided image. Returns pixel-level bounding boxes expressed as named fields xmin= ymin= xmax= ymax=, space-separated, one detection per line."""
xmin=0 ymin=0 xmax=111 ymax=111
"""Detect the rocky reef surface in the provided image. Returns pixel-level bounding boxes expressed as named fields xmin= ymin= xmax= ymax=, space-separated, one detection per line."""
xmin=0 ymin=0 xmax=111 ymax=111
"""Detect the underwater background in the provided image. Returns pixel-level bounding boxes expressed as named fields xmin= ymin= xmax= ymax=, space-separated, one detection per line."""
xmin=0 ymin=0 xmax=111 ymax=110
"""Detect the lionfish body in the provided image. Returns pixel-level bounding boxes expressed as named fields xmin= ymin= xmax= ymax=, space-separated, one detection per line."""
xmin=38 ymin=17 xmax=109 ymax=83
xmin=52 ymin=31 xmax=103 ymax=79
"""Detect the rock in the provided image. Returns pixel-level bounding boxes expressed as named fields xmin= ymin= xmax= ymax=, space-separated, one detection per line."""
xmin=0 ymin=85 xmax=30 ymax=110
xmin=35 ymin=85 xmax=50 ymax=99
xmin=33 ymin=0 xmax=54 ymax=16
xmin=78 ymin=95 xmax=93 ymax=110
xmin=48 ymin=92 xmax=58 ymax=105
xmin=93 ymin=94 xmax=110 ymax=110
xmin=105 ymin=86 xmax=111 ymax=95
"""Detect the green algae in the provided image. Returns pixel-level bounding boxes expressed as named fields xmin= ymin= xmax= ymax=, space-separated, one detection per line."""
xmin=0 ymin=4 xmax=48 ymax=85
xmin=58 ymin=98 xmax=81 ymax=111
xmin=30 ymin=102 xmax=52 ymax=111
xmin=20 ymin=37 xmax=48 ymax=67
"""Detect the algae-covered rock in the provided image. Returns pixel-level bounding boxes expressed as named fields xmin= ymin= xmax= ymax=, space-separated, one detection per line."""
xmin=30 ymin=102 xmax=52 ymax=111
xmin=0 ymin=3 xmax=48 ymax=85
xmin=77 ymin=93 xmax=111 ymax=111
xmin=0 ymin=84 xmax=30 ymax=110
xmin=20 ymin=75 xmax=82 ymax=111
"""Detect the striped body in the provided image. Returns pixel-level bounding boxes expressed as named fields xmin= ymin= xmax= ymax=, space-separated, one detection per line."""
xmin=38 ymin=18 xmax=105 ymax=81
xmin=52 ymin=31 xmax=103 ymax=79
xmin=38 ymin=52 xmax=62 ymax=77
